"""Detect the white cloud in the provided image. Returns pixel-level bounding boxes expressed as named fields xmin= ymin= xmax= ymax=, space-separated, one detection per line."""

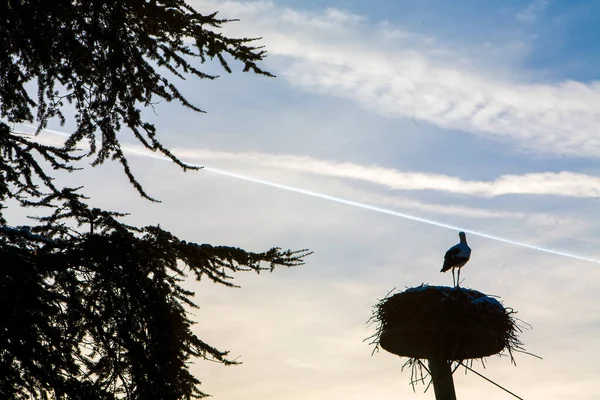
xmin=27 ymin=129 xmax=600 ymax=200
xmin=171 ymin=147 xmax=600 ymax=198
xmin=517 ymin=0 xmax=550 ymax=23
xmin=192 ymin=0 xmax=600 ymax=158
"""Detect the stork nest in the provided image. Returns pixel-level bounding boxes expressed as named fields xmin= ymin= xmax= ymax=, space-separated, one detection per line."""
xmin=366 ymin=285 xmax=526 ymax=361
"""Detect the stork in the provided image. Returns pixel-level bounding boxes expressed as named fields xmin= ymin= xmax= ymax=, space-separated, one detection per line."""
xmin=441 ymin=231 xmax=471 ymax=287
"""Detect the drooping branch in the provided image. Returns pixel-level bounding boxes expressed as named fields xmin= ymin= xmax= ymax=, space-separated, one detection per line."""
xmin=1 ymin=0 xmax=274 ymax=202
xmin=0 ymin=216 xmax=310 ymax=399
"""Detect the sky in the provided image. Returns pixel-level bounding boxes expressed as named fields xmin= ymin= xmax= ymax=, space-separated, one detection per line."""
xmin=9 ymin=0 xmax=600 ymax=399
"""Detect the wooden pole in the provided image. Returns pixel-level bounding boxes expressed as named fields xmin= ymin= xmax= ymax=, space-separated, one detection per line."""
xmin=428 ymin=357 xmax=457 ymax=400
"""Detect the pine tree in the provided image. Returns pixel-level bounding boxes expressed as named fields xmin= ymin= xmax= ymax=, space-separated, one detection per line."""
xmin=0 ymin=1 xmax=310 ymax=398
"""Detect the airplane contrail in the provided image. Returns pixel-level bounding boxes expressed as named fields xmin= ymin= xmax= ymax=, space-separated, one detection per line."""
xmin=201 ymin=167 xmax=600 ymax=264
xmin=22 ymin=126 xmax=600 ymax=264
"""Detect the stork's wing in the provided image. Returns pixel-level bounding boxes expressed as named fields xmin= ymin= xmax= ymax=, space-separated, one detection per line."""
xmin=444 ymin=245 xmax=461 ymax=260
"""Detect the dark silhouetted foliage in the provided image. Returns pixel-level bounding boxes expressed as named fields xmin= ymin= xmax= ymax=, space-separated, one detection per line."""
xmin=0 ymin=207 xmax=307 ymax=399
xmin=1 ymin=0 xmax=273 ymax=201
xmin=0 ymin=1 xmax=309 ymax=399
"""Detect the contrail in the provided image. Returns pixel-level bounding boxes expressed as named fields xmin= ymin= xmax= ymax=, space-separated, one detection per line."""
xmin=201 ymin=167 xmax=600 ymax=264
xmin=21 ymin=126 xmax=600 ymax=264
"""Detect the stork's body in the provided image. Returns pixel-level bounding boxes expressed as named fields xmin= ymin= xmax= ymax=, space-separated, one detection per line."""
xmin=441 ymin=232 xmax=471 ymax=287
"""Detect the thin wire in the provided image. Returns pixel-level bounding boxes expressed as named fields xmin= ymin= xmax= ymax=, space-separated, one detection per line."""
xmin=24 ymin=126 xmax=600 ymax=265
xmin=457 ymin=361 xmax=524 ymax=400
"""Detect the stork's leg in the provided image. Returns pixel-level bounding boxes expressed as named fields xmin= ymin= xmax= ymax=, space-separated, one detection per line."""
xmin=457 ymin=268 xmax=461 ymax=287
xmin=452 ymin=269 xmax=455 ymax=287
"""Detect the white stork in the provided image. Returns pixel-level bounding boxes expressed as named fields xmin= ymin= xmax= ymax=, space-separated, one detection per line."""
xmin=441 ymin=231 xmax=471 ymax=287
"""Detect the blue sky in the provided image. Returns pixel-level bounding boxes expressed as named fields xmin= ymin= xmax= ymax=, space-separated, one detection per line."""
xmin=268 ymin=0 xmax=600 ymax=81
xmin=12 ymin=0 xmax=600 ymax=399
